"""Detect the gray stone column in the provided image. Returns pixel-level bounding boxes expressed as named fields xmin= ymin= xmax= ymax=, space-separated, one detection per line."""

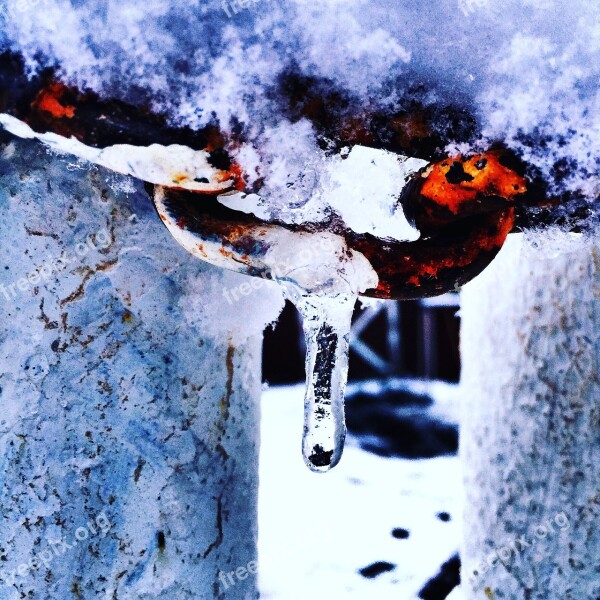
xmin=460 ymin=233 xmax=600 ymax=599
xmin=0 ymin=133 xmax=273 ymax=599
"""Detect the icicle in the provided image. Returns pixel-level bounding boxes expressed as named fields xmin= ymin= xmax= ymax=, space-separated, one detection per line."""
xmin=293 ymin=294 xmax=356 ymax=473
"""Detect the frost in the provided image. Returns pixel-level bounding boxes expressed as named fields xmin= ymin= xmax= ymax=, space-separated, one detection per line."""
xmin=522 ymin=229 xmax=585 ymax=260
xmin=321 ymin=146 xmax=424 ymax=241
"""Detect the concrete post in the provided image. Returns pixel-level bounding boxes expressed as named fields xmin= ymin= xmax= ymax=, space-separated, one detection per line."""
xmin=0 ymin=133 xmax=275 ymax=599
xmin=460 ymin=233 xmax=600 ymax=599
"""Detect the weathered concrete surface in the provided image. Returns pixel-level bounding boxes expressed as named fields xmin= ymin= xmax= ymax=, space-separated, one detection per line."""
xmin=0 ymin=133 xmax=279 ymax=599
xmin=460 ymin=234 xmax=600 ymax=600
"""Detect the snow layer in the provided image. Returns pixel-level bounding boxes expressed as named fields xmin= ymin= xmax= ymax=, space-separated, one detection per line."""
xmin=2 ymin=0 xmax=598 ymax=228
xmin=259 ymin=383 xmax=462 ymax=599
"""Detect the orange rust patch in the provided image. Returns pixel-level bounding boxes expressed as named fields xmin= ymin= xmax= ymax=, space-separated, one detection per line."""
xmin=33 ymin=82 xmax=76 ymax=119
xmin=420 ymin=152 xmax=526 ymax=214
xmin=172 ymin=173 xmax=189 ymax=185
xmin=227 ymin=161 xmax=246 ymax=191
xmin=209 ymin=161 xmax=245 ymax=191
xmin=203 ymin=124 xmax=228 ymax=153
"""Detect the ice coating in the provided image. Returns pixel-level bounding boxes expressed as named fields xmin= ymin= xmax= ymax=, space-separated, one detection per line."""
xmin=153 ymin=186 xmax=379 ymax=297
xmin=0 ymin=114 xmax=233 ymax=192
xmin=155 ymin=184 xmax=378 ymax=471
xmin=294 ymin=294 xmax=355 ymax=473
xmin=219 ymin=144 xmax=425 ymax=240
xmin=2 ymin=105 xmax=424 ymax=240
xmin=262 ymin=230 xmax=378 ymax=296
xmin=321 ymin=146 xmax=424 ymax=241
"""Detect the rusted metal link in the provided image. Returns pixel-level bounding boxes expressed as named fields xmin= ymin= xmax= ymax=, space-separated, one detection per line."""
xmin=1 ymin=51 xmax=593 ymax=300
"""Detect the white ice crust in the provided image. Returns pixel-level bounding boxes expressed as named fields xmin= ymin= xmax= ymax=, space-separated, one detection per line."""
xmin=3 ymin=107 xmax=422 ymax=242
xmin=154 ymin=187 xmax=379 ymax=298
xmin=321 ymin=146 xmax=424 ymax=241
xmin=0 ymin=113 xmax=232 ymax=193
xmin=219 ymin=145 xmax=424 ymax=241
xmin=261 ymin=229 xmax=379 ymax=296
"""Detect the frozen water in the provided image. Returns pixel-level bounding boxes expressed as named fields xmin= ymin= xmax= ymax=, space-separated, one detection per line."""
xmin=295 ymin=293 xmax=355 ymax=473
xmin=156 ymin=182 xmax=378 ymax=470
xmin=2 ymin=0 xmax=598 ymax=230
xmin=320 ymin=146 xmax=423 ymax=242
xmin=222 ymin=143 xmax=424 ymax=241
xmin=0 ymin=114 xmax=234 ymax=192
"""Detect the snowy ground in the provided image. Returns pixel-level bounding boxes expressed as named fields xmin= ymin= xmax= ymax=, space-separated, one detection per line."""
xmin=259 ymin=383 xmax=463 ymax=600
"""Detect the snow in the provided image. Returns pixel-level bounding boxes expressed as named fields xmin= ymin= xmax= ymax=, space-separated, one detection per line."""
xmin=446 ymin=587 xmax=465 ymax=600
xmin=321 ymin=146 xmax=423 ymax=242
xmin=3 ymin=0 xmax=598 ymax=230
xmin=259 ymin=383 xmax=462 ymax=599
xmin=0 ymin=114 xmax=234 ymax=193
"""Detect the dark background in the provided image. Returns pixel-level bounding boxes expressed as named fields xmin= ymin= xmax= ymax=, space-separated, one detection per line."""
xmin=262 ymin=297 xmax=461 ymax=385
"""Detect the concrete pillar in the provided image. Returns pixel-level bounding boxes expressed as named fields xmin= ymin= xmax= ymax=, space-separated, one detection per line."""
xmin=0 ymin=133 xmax=278 ymax=599
xmin=460 ymin=233 xmax=600 ymax=599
